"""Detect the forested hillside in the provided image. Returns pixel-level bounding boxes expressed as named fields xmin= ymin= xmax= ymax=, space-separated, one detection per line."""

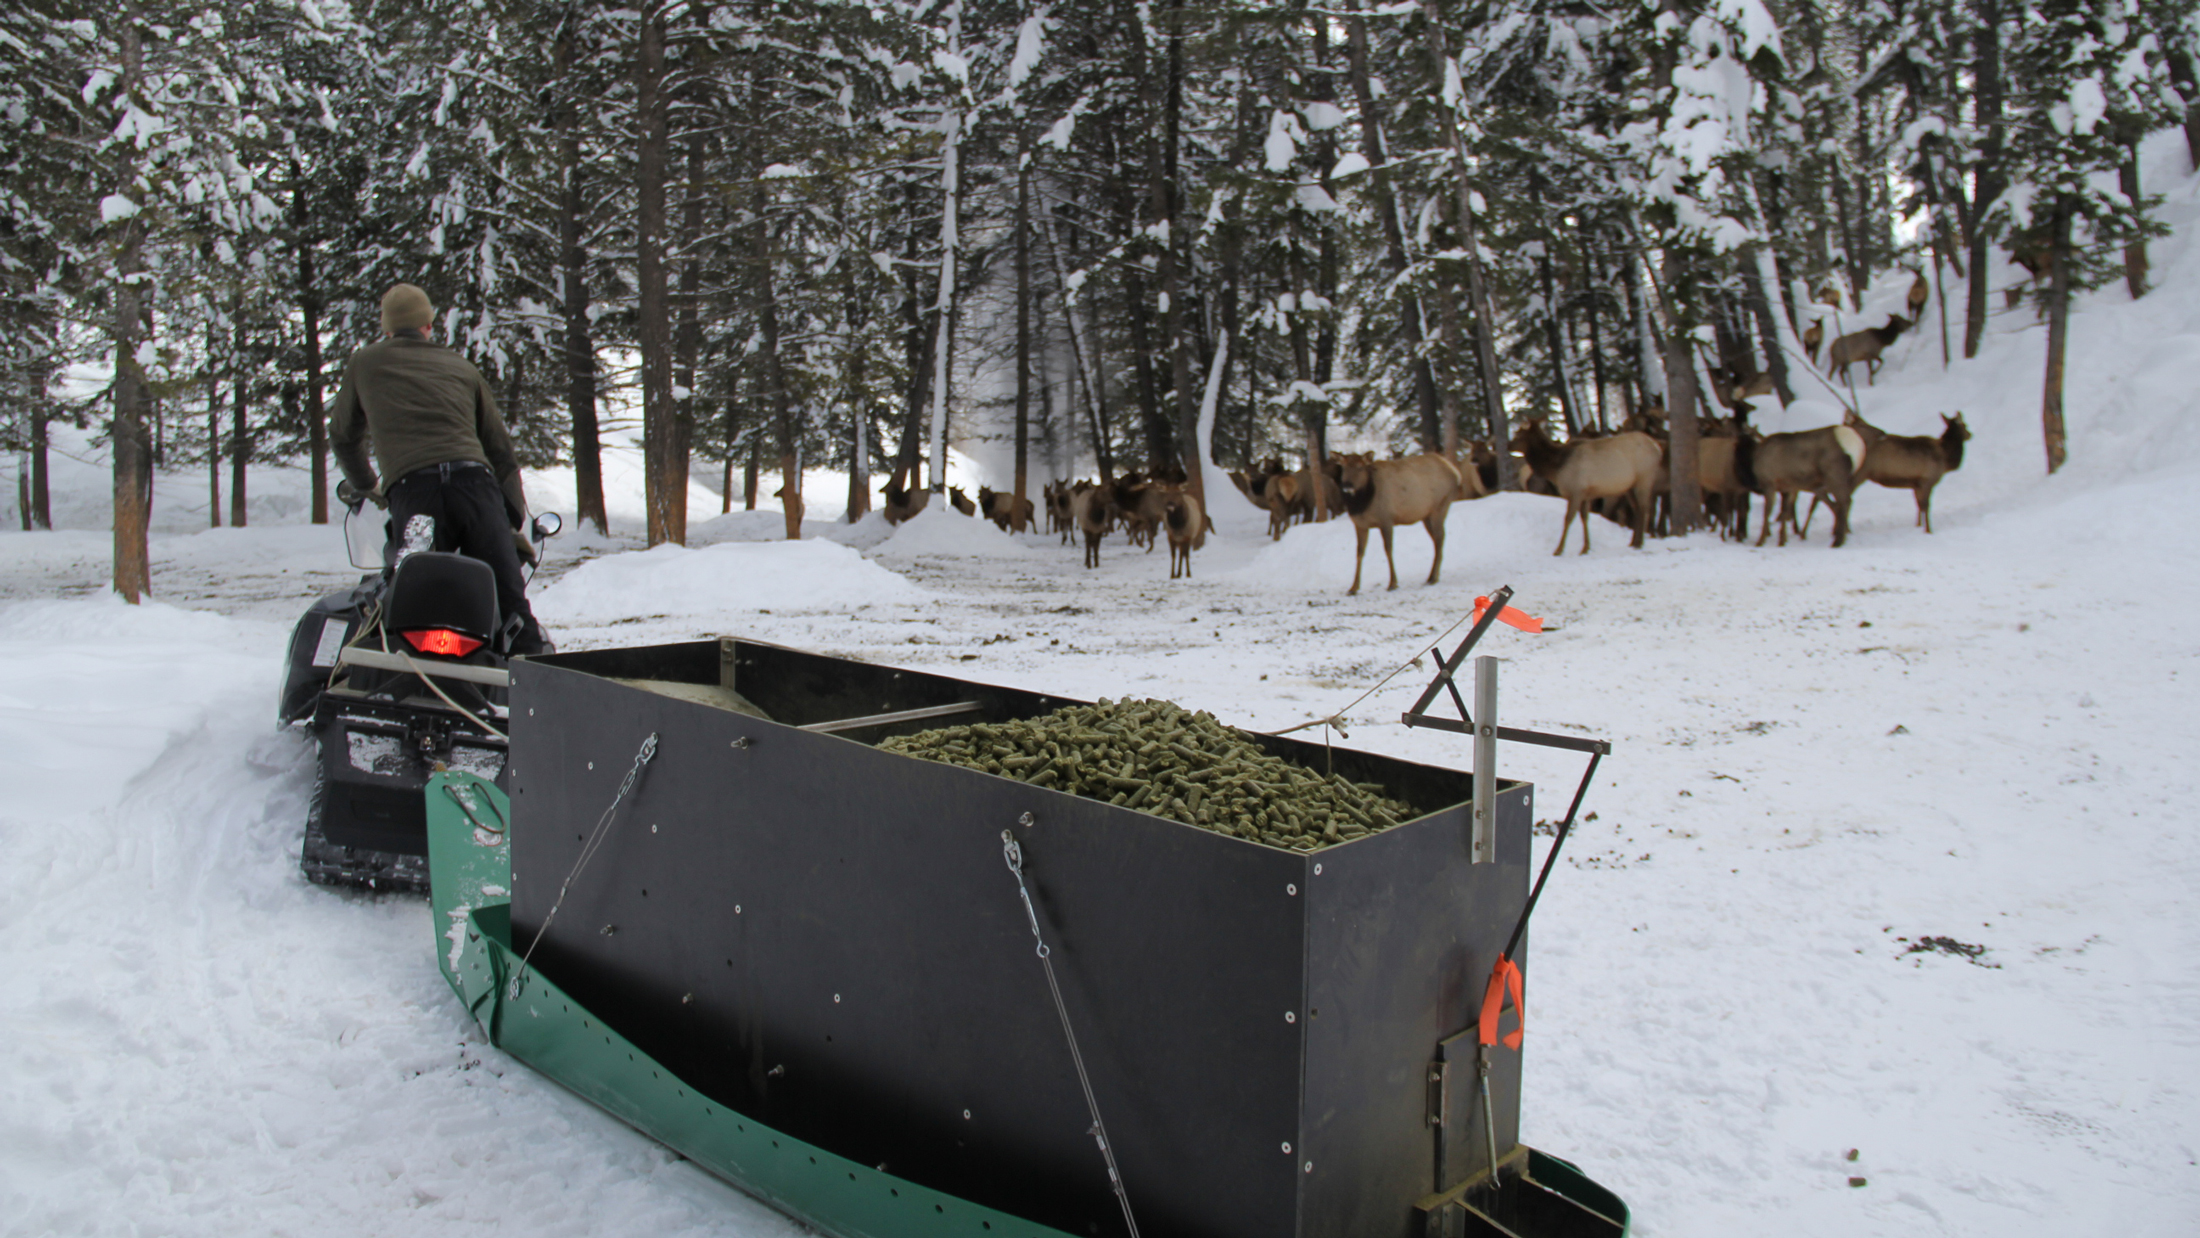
xmin=5 ymin=0 xmax=2196 ymax=593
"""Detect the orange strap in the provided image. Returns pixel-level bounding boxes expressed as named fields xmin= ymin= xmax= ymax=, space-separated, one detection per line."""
xmin=1478 ymin=956 xmax=1525 ymax=1050
xmin=1473 ymin=596 xmax=1544 ymax=634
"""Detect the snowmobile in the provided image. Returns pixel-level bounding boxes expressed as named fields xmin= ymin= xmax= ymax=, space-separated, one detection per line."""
xmin=279 ymin=494 xmax=561 ymax=892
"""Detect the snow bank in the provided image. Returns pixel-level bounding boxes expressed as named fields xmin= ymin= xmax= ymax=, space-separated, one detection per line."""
xmin=869 ymin=503 xmax=1043 ymax=559
xmin=533 ymin=537 xmax=925 ymax=627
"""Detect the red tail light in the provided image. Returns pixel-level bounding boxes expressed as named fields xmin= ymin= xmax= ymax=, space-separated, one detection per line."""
xmin=401 ymin=628 xmax=484 ymax=657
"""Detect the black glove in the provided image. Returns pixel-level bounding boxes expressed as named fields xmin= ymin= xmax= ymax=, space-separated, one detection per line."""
xmin=513 ymin=527 xmax=539 ymax=567
xmin=337 ymin=478 xmax=387 ymax=510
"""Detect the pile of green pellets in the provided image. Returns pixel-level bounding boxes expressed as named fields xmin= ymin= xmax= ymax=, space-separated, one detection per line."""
xmin=877 ymin=698 xmax=1420 ymax=850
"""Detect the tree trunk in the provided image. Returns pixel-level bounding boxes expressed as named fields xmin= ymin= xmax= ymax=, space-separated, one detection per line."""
xmin=1536 ymin=224 xmax=1581 ymax=435
xmin=2119 ymin=141 xmax=2149 ymax=299
xmin=1013 ymin=131 xmax=1033 ymax=530
xmin=1581 ymin=231 xmax=1610 ymax=430
xmin=1423 ymin=0 xmax=1512 ymax=487
xmin=207 ymin=336 xmax=221 ymax=527
xmin=2041 ymin=199 xmax=2071 ymax=474
xmin=1041 ymin=207 xmax=1111 ymax=482
xmin=928 ymin=13 xmax=964 ymax=496
xmin=298 ymin=217 xmax=327 ymax=526
xmin=30 ymin=403 xmax=51 ymax=530
xmin=1661 ymin=332 xmax=1705 ymax=535
xmin=1344 ymin=0 xmax=1438 ymax=449
xmin=1965 ymin=0 xmax=2005 ymax=359
xmin=1163 ymin=0 xmax=1202 ymax=507
xmin=670 ymin=123 xmax=705 ymax=545
xmin=1741 ymin=237 xmax=1798 ymax=405
xmin=231 ymin=320 xmax=250 ymax=527
xmin=754 ymin=202 xmax=800 ymax=539
xmin=2165 ymin=46 xmax=2200 ymax=172
xmin=557 ymin=50 xmax=607 ymax=534
xmin=111 ymin=7 xmax=151 ymax=601
xmin=745 ymin=432 xmax=760 ymax=510
xmin=635 ymin=0 xmax=677 ymax=545
xmin=846 ymin=258 xmax=871 ymax=523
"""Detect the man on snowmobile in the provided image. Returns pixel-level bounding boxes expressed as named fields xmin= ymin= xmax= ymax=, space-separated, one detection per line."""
xmin=329 ymin=283 xmax=552 ymax=655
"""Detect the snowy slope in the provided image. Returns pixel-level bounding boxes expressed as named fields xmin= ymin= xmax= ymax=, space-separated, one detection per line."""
xmin=3 ymin=141 xmax=2198 ymax=1238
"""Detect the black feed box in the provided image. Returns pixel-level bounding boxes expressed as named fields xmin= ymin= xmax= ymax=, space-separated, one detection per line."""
xmin=508 ymin=638 xmax=1536 ymax=1238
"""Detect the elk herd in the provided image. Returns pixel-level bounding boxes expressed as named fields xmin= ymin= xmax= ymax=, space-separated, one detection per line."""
xmin=877 ymin=404 xmax=1970 ymax=593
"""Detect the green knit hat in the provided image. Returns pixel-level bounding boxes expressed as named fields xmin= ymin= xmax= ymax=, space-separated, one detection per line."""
xmin=380 ymin=283 xmax=435 ymax=333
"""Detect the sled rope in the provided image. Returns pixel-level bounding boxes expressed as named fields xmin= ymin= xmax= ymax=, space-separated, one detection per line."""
xmin=511 ymin=732 xmax=660 ymax=997
xmin=442 ymin=781 xmax=505 ymax=836
xmin=1001 ymin=830 xmax=1142 ymax=1238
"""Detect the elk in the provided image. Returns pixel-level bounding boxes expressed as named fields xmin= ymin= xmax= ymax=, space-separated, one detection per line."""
xmin=1906 ymin=267 xmax=1929 ymax=320
xmin=881 ymin=480 xmax=929 ymax=525
xmin=976 ymin=486 xmax=1034 ymax=532
xmin=1827 ymin=314 xmax=1912 ymax=386
xmin=1694 ymin=416 xmax=1756 ymax=541
xmin=1161 ymin=488 xmax=1205 ymax=579
xmin=1853 ymin=412 xmax=1969 ymax=533
xmin=1802 ymin=316 xmax=1825 ymax=365
xmin=948 ymin=486 xmax=977 ymax=517
xmin=1739 ymin=421 xmax=1866 ymax=548
xmin=1045 ymin=481 xmax=1073 ymax=543
xmin=1509 ymin=421 xmax=1663 ymax=556
xmin=1111 ymin=477 xmax=1162 ymax=549
xmin=1069 ymin=482 xmax=1113 ymax=568
xmin=1335 ymin=452 xmax=1469 ymax=594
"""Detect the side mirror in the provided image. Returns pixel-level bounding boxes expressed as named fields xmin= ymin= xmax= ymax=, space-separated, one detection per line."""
xmin=532 ymin=511 xmax=563 ymax=541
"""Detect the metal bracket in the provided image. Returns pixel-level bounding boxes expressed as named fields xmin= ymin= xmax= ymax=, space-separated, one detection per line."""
xmin=1426 ymin=1060 xmax=1449 ymax=1129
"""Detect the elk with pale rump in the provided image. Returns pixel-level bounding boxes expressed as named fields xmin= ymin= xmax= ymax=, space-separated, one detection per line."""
xmin=977 ymin=486 xmax=1034 ymax=532
xmin=1335 ymin=452 xmax=1472 ymax=594
xmin=1740 ymin=420 xmax=1866 ymax=547
xmin=1069 ymin=482 xmax=1113 ymax=568
xmin=1827 ymin=314 xmax=1912 ymax=386
xmin=1851 ymin=411 xmax=1970 ymax=533
xmin=1509 ymin=421 xmax=1663 ymax=556
xmin=1162 ymin=488 xmax=1205 ymax=579
xmin=881 ymin=480 xmax=929 ymax=525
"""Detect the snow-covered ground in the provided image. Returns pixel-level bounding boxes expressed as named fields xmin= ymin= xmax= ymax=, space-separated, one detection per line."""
xmin=6 ymin=149 xmax=2199 ymax=1238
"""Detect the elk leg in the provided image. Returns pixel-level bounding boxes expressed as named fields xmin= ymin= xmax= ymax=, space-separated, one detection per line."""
xmin=1553 ymin=502 xmax=1574 ymax=556
xmin=1350 ymin=523 xmax=1369 ymax=594
xmin=1381 ymin=524 xmax=1399 ymax=590
xmin=1630 ymin=482 xmax=1652 ymax=549
xmin=1755 ymin=493 xmax=1775 ymax=547
xmin=1424 ymin=512 xmax=1445 ymax=585
xmin=1918 ymin=480 xmax=1936 ymax=534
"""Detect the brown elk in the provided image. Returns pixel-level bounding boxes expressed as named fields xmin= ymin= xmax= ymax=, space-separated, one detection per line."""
xmin=1045 ymin=481 xmax=1073 ymax=543
xmin=1738 ymin=420 xmax=1866 ymax=547
xmin=1906 ymin=267 xmax=1929 ymax=320
xmin=1162 ymin=488 xmax=1205 ymax=579
xmin=1069 ymin=482 xmax=1113 ymax=568
xmin=1803 ymin=316 xmax=1826 ymax=365
xmin=1827 ymin=314 xmax=1913 ymax=386
xmin=1509 ymin=421 xmax=1663 ymax=556
xmin=881 ymin=480 xmax=930 ymax=525
xmin=1111 ymin=477 xmax=1162 ymax=549
xmin=1695 ymin=419 xmax=1757 ymax=541
xmin=976 ymin=486 xmax=1034 ymax=532
xmin=1851 ymin=412 xmax=1969 ymax=533
xmin=948 ymin=486 xmax=977 ymax=517
xmin=1335 ymin=452 xmax=1469 ymax=594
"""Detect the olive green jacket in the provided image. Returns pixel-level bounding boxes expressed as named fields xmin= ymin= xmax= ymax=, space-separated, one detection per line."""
xmin=328 ymin=334 xmax=528 ymax=524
